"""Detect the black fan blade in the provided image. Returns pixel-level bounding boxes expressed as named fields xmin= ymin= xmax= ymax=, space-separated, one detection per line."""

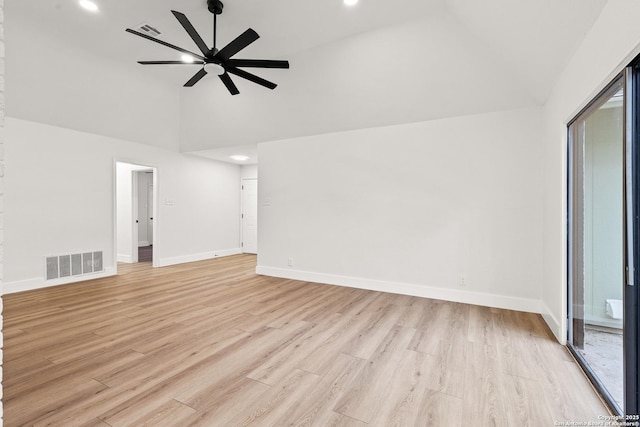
xmin=216 ymin=29 xmax=260 ymax=61
xmin=219 ymin=72 xmax=240 ymax=95
xmin=171 ymin=11 xmax=210 ymax=57
xmin=138 ymin=60 xmax=205 ymax=65
xmin=226 ymin=67 xmax=277 ymax=90
xmin=184 ymin=68 xmax=208 ymax=87
xmin=126 ymin=28 xmax=206 ymax=61
xmin=227 ymin=59 xmax=289 ymax=69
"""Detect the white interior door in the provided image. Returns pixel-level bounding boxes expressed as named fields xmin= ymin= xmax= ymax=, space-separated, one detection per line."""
xmin=241 ymin=178 xmax=258 ymax=254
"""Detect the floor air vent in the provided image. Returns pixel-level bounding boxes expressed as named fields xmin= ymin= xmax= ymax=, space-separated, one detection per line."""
xmin=46 ymin=251 xmax=104 ymax=280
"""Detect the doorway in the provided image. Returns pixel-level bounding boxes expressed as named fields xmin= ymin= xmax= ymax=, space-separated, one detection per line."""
xmin=135 ymin=170 xmax=154 ymax=263
xmin=115 ymin=162 xmax=157 ymax=267
xmin=567 ymin=59 xmax=640 ymax=416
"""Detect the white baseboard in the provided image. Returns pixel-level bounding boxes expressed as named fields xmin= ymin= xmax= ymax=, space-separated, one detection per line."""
xmin=155 ymin=248 xmax=242 ymax=268
xmin=4 ymin=267 xmax=117 ymax=294
xmin=138 ymin=241 xmax=150 ymax=247
xmin=256 ymin=266 xmax=542 ymax=314
xmin=117 ymin=254 xmax=132 ymax=263
xmin=540 ymin=301 xmax=564 ymax=344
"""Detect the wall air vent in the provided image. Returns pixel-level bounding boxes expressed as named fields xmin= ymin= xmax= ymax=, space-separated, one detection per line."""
xmin=133 ymin=23 xmax=161 ymax=38
xmin=45 ymin=251 xmax=104 ymax=281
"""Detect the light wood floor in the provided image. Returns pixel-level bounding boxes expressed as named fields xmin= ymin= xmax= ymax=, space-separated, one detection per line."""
xmin=4 ymin=255 xmax=608 ymax=426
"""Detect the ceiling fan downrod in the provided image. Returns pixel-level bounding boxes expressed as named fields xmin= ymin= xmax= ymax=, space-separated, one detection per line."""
xmin=208 ymin=0 xmax=223 ymax=51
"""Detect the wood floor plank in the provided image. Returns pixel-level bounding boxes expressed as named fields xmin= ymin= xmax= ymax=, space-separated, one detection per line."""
xmin=2 ymin=352 xmax=55 ymax=387
xmin=539 ymin=359 xmax=607 ymax=422
xmin=407 ymin=299 xmax=450 ymax=354
xmin=95 ymin=326 xmax=250 ymax=388
xmin=415 ymin=389 xmax=464 ymax=427
xmin=502 ymin=373 xmax=555 ymax=427
xmin=467 ymin=304 xmax=496 ymax=344
xmin=462 ymin=342 xmax=510 ymax=426
xmin=272 ymin=353 xmax=365 ymax=426
xmin=334 ymin=325 xmax=416 ymax=423
xmin=125 ymin=399 xmax=197 ymax=427
xmin=4 ymin=347 xmax=145 ymax=399
xmin=74 ymin=418 xmax=112 ymax=427
xmin=226 ymin=369 xmax=320 ymax=426
xmin=3 ymin=254 xmax=610 ymax=426
xmin=320 ymin=412 xmax=369 ymax=427
xmin=172 ymin=322 xmax=315 ymax=410
xmin=423 ymin=336 xmax=468 ymax=398
xmin=247 ymin=313 xmax=345 ymax=385
xmin=5 ymin=379 xmax=109 ymax=427
xmin=178 ymin=378 xmax=270 ymax=427
xmin=370 ymin=348 xmax=441 ymax=426
xmin=340 ymin=303 xmax=403 ymax=360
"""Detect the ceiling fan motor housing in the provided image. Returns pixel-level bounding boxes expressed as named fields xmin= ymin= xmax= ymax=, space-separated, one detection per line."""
xmin=208 ymin=0 xmax=224 ymax=15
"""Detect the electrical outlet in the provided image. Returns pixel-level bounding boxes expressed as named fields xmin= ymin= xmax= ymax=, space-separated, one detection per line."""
xmin=459 ymin=275 xmax=467 ymax=287
xmin=288 ymin=258 xmax=294 ymax=267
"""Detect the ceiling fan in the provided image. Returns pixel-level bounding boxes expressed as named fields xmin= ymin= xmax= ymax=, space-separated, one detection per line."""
xmin=125 ymin=0 xmax=289 ymax=95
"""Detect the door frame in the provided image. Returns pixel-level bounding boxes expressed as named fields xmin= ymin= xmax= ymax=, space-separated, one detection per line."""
xmin=566 ymin=62 xmax=640 ymax=416
xmin=132 ymin=170 xmax=154 ymax=260
xmin=147 ymin=181 xmax=154 ymax=246
xmin=132 ymin=170 xmax=139 ymax=263
xmin=114 ymin=160 xmax=159 ymax=269
xmin=624 ymin=58 xmax=640 ymax=416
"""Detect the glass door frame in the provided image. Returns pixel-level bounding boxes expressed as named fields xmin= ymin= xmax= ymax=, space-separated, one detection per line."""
xmin=624 ymin=58 xmax=640 ymax=416
xmin=567 ymin=72 xmax=627 ymax=416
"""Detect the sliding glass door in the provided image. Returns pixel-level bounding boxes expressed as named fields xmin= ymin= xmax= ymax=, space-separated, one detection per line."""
xmin=568 ymin=75 xmax=625 ymax=414
xmin=568 ymin=61 xmax=640 ymax=416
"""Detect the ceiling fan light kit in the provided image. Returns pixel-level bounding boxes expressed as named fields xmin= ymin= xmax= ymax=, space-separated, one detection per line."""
xmin=126 ymin=0 xmax=289 ymax=95
xmin=204 ymin=62 xmax=226 ymax=76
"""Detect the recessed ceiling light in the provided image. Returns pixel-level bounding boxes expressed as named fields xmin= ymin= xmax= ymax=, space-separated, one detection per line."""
xmin=230 ymin=155 xmax=249 ymax=161
xmin=344 ymin=0 xmax=359 ymax=6
xmin=79 ymin=0 xmax=99 ymax=12
xmin=181 ymin=55 xmax=195 ymax=63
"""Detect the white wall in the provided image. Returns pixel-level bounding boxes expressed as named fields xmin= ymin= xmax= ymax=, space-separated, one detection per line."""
xmin=179 ymin=12 xmax=537 ymax=151
xmin=241 ymin=164 xmax=258 ymax=179
xmin=257 ymin=107 xmax=544 ymax=312
xmin=542 ymin=0 xmax=640 ymax=343
xmin=5 ymin=5 xmax=181 ymax=151
xmin=5 ymin=118 xmax=242 ymax=293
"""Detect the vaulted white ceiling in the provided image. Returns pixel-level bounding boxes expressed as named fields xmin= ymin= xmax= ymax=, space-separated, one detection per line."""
xmin=6 ymin=0 xmax=608 ymax=161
